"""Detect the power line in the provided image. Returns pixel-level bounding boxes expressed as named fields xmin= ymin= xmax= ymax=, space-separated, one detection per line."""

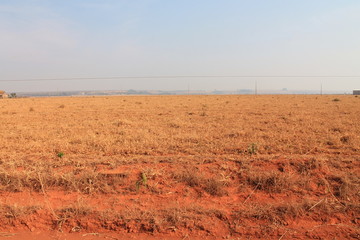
xmin=0 ymin=75 xmax=359 ymax=82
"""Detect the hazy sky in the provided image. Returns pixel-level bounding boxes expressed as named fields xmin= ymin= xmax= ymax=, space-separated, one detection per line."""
xmin=1 ymin=0 xmax=359 ymax=92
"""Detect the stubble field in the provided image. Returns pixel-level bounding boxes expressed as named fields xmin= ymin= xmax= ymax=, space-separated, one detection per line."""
xmin=0 ymin=95 xmax=359 ymax=239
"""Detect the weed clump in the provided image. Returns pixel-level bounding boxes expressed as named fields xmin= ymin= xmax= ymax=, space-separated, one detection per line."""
xmin=0 ymin=204 xmax=40 ymax=220
xmin=291 ymin=158 xmax=322 ymax=175
xmin=175 ymin=169 xmax=226 ymax=196
xmin=247 ymin=171 xmax=291 ymax=193
xmin=247 ymin=143 xmax=258 ymax=155
xmin=340 ymin=136 xmax=350 ymax=144
xmin=177 ymin=170 xmax=202 ymax=187
xmin=203 ymin=178 xmax=226 ymax=196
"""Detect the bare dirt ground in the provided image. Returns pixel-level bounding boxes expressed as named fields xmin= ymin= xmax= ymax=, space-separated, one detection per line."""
xmin=0 ymin=95 xmax=359 ymax=239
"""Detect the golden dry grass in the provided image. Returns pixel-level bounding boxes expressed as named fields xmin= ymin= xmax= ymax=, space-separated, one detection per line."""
xmin=1 ymin=95 xmax=359 ymax=158
xmin=0 ymin=95 xmax=359 ymax=239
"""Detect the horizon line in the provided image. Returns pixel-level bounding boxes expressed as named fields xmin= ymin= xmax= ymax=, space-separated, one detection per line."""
xmin=1 ymin=75 xmax=360 ymax=82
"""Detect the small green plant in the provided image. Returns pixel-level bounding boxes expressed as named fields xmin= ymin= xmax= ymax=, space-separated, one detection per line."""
xmin=136 ymin=172 xmax=147 ymax=191
xmin=248 ymin=143 xmax=258 ymax=155
xmin=57 ymin=152 xmax=64 ymax=158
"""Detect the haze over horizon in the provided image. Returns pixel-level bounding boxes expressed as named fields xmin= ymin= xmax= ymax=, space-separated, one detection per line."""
xmin=1 ymin=1 xmax=359 ymax=93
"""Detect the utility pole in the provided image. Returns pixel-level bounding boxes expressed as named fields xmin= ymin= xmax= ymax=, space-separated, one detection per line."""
xmin=320 ymin=83 xmax=323 ymax=95
xmin=255 ymin=81 xmax=258 ymax=95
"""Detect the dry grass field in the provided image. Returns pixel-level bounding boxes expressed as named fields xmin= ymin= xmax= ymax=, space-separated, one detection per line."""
xmin=0 ymin=95 xmax=359 ymax=239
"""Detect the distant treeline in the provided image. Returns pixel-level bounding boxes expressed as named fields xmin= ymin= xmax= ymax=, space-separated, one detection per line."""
xmin=13 ymin=89 xmax=349 ymax=97
xmin=16 ymin=89 xmax=250 ymax=97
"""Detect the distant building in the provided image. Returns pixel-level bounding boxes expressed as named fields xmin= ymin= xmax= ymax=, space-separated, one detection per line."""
xmin=354 ymin=90 xmax=360 ymax=95
xmin=0 ymin=90 xmax=8 ymax=99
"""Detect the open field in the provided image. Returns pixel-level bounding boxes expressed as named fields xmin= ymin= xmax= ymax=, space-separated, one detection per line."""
xmin=0 ymin=95 xmax=359 ymax=239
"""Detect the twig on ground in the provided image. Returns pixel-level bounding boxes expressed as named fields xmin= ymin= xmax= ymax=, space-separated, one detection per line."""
xmin=308 ymin=198 xmax=325 ymax=211
xmin=278 ymin=229 xmax=289 ymax=240
xmin=243 ymin=183 xmax=260 ymax=204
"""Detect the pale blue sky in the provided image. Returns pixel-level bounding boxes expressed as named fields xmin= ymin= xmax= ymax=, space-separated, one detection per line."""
xmin=0 ymin=0 xmax=359 ymax=92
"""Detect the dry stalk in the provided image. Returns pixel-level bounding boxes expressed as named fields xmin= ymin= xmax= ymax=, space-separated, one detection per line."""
xmin=308 ymin=198 xmax=325 ymax=211
xmin=243 ymin=183 xmax=260 ymax=204
xmin=278 ymin=229 xmax=289 ymax=240
xmin=0 ymin=232 xmax=17 ymax=237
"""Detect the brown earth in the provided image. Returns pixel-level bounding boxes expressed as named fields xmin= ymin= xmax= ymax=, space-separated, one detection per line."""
xmin=0 ymin=95 xmax=359 ymax=239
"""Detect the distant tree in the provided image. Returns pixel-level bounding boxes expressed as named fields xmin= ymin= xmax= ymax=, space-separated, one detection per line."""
xmin=9 ymin=93 xmax=17 ymax=98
